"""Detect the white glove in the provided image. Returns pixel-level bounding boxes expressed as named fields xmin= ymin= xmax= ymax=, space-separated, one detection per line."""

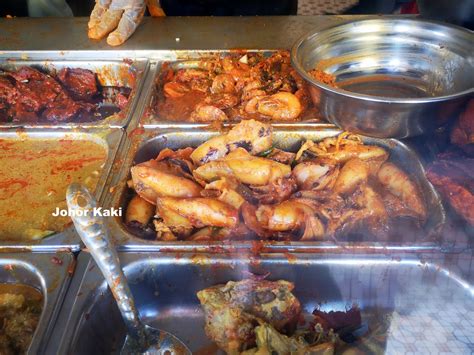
xmin=88 ymin=0 xmax=165 ymax=47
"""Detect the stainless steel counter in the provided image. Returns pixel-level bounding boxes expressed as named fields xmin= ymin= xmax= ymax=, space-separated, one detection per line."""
xmin=0 ymin=15 xmax=370 ymax=53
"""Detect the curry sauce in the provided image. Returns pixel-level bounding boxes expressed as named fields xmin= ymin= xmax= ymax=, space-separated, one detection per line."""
xmin=0 ymin=138 xmax=107 ymax=241
xmin=0 ymin=283 xmax=43 ymax=354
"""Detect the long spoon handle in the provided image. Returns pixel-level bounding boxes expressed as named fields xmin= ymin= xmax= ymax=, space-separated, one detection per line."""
xmin=66 ymin=183 xmax=148 ymax=349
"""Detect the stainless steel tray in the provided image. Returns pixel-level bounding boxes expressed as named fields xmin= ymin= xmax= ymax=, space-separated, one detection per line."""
xmin=49 ymin=251 xmax=474 ymax=354
xmin=0 ymin=128 xmax=123 ymax=251
xmin=139 ymin=50 xmax=327 ymax=127
xmin=0 ymin=59 xmax=148 ymax=128
xmin=103 ymin=126 xmax=445 ymax=251
xmin=0 ymin=251 xmax=75 ymax=355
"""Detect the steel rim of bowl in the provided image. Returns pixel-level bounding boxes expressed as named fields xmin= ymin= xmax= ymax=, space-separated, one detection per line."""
xmin=291 ymin=17 xmax=474 ymax=104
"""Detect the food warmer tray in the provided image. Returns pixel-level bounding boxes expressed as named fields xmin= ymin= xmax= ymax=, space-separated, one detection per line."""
xmin=0 ymin=57 xmax=149 ymax=129
xmin=102 ymin=125 xmax=445 ymax=252
xmin=47 ymin=251 xmax=474 ymax=354
xmin=0 ymin=252 xmax=75 ymax=354
xmin=0 ymin=128 xmax=123 ymax=252
xmin=138 ymin=50 xmax=328 ymax=128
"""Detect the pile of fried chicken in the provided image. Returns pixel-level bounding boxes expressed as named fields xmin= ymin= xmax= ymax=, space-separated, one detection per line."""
xmin=125 ymin=119 xmax=426 ymax=241
xmin=427 ymin=100 xmax=474 ymax=226
xmin=154 ymin=51 xmax=319 ymax=122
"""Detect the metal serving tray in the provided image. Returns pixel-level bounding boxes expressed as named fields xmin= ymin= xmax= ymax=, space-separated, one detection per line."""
xmin=50 ymin=252 xmax=474 ymax=354
xmin=0 ymin=252 xmax=75 ymax=355
xmin=138 ymin=50 xmax=327 ymax=127
xmin=103 ymin=126 xmax=445 ymax=251
xmin=0 ymin=128 xmax=123 ymax=251
xmin=0 ymin=59 xmax=148 ymax=128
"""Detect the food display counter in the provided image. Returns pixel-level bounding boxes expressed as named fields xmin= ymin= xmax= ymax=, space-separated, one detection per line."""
xmin=0 ymin=15 xmax=472 ymax=354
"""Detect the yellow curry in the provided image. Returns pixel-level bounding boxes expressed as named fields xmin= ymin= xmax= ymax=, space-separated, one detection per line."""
xmin=0 ymin=138 xmax=107 ymax=241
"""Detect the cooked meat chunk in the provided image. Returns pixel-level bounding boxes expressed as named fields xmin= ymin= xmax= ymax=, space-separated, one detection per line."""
xmin=58 ymin=68 xmax=98 ymax=100
xmin=313 ymin=307 xmax=362 ymax=333
xmin=0 ymin=66 xmax=129 ymax=123
xmin=154 ymin=51 xmax=320 ymax=122
xmin=11 ymin=67 xmax=63 ymax=109
xmin=0 ymin=75 xmax=17 ymax=103
xmin=42 ymin=97 xmax=81 ymax=121
xmin=427 ymin=153 xmax=474 ymax=226
xmin=197 ymin=279 xmax=301 ymax=354
xmin=451 ymin=99 xmax=474 ymax=156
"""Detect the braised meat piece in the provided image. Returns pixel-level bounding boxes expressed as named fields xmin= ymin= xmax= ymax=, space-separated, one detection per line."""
xmin=0 ymin=66 xmax=129 ymax=123
xmin=42 ymin=92 xmax=81 ymax=122
xmin=427 ymin=152 xmax=474 ymax=226
xmin=313 ymin=307 xmax=362 ymax=333
xmin=426 ymin=101 xmax=474 ymax=226
xmin=451 ymin=99 xmax=474 ymax=156
xmin=0 ymin=73 xmax=43 ymax=122
xmin=1 ymin=67 xmax=66 ymax=121
xmin=10 ymin=67 xmax=63 ymax=108
xmin=58 ymin=68 xmax=98 ymax=100
xmin=0 ymin=75 xmax=17 ymax=103
xmin=197 ymin=279 xmax=301 ymax=354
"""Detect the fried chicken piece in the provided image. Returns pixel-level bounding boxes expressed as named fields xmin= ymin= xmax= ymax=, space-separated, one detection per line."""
xmin=197 ymin=279 xmax=301 ymax=354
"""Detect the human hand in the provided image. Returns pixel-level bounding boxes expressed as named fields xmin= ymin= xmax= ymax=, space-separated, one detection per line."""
xmin=88 ymin=0 xmax=164 ymax=46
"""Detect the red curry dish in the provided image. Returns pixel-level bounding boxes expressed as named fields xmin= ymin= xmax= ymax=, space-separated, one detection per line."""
xmin=153 ymin=51 xmax=320 ymax=122
xmin=0 ymin=66 xmax=130 ymax=123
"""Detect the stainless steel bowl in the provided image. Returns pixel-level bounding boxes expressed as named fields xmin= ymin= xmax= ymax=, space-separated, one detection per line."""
xmin=291 ymin=18 xmax=474 ymax=138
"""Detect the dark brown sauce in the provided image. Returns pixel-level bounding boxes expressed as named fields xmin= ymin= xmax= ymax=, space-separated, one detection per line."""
xmin=156 ymin=90 xmax=207 ymax=121
xmin=194 ymin=343 xmax=220 ymax=355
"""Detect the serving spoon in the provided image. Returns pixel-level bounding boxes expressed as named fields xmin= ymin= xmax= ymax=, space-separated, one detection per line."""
xmin=66 ymin=183 xmax=191 ymax=355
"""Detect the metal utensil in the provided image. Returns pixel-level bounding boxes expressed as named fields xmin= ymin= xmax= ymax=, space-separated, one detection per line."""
xmin=66 ymin=183 xmax=191 ymax=355
xmin=291 ymin=18 xmax=474 ymax=138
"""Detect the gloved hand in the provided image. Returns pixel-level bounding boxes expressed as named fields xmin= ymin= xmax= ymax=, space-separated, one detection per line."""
xmin=88 ymin=0 xmax=165 ymax=47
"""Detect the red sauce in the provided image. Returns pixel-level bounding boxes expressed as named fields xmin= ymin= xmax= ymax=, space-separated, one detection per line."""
xmin=0 ymin=179 xmax=29 ymax=200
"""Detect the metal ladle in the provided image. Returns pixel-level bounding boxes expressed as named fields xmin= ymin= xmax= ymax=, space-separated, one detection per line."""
xmin=66 ymin=183 xmax=191 ymax=355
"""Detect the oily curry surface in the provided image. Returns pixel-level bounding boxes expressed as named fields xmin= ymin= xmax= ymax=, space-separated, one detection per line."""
xmin=0 ymin=138 xmax=107 ymax=241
